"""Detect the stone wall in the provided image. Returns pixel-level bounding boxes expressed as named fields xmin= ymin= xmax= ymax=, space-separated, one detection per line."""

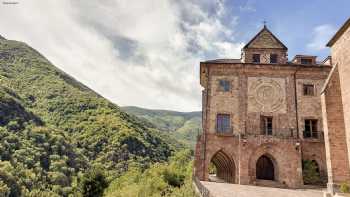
xmin=331 ymin=25 xmax=350 ymax=168
xmin=243 ymin=48 xmax=288 ymax=64
xmin=321 ymin=65 xmax=350 ymax=187
xmin=301 ymin=141 xmax=328 ymax=180
xmin=195 ymin=62 xmax=330 ymax=188
xmin=208 ymin=75 xmax=241 ymax=134
xmin=246 ymin=29 xmax=285 ymax=49
xmin=195 ymin=134 xmax=304 ymax=188
xmin=205 ymin=64 xmax=329 ymax=137
xmin=296 ymin=77 xmax=326 ymax=138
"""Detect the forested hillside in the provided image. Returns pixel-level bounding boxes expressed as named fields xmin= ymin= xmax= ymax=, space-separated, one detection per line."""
xmin=121 ymin=106 xmax=202 ymax=148
xmin=0 ymin=36 xmax=193 ymax=196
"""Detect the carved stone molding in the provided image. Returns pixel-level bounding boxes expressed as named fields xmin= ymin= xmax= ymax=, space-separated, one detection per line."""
xmin=248 ymin=77 xmax=287 ymax=113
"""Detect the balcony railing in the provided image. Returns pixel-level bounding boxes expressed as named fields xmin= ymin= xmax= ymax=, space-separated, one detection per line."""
xmin=192 ymin=175 xmax=211 ymax=197
xmin=303 ymin=130 xmax=324 ymax=141
xmin=205 ymin=128 xmax=324 ymax=141
xmin=245 ymin=128 xmax=298 ymax=139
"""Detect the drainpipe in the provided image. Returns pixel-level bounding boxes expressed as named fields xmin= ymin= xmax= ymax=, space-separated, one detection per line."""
xmin=293 ymin=67 xmax=304 ymax=186
xmin=238 ymin=133 xmax=241 ymax=184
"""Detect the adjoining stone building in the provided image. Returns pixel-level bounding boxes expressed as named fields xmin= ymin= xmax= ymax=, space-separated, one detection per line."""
xmin=321 ymin=17 xmax=350 ymax=195
xmin=194 ymin=25 xmax=332 ymax=188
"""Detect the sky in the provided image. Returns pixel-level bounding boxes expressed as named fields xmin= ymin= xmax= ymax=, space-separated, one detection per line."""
xmin=0 ymin=0 xmax=349 ymax=111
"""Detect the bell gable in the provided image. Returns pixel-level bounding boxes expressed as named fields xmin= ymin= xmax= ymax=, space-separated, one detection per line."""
xmin=244 ymin=26 xmax=287 ymax=50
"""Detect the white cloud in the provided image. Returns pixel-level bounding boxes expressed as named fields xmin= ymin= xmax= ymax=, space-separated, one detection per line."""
xmin=0 ymin=0 xmax=243 ymax=111
xmin=239 ymin=0 xmax=256 ymax=12
xmin=307 ymin=24 xmax=337 ymax=51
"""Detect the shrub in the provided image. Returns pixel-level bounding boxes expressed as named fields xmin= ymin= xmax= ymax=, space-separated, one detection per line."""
xmin=0 ymin=180 xmax=10 ymax=197
xmin=208 ymin=162 xmax=217 ymax=175
xmin=340 ymin=182 xmax=350 ymax=193
xmin=80 ymin=168 xmax=108 ymax=197
xmin=163 ymin=169 xmax=185 ymax=187
xmin=302 ymin=160 xmax=321 ymax=185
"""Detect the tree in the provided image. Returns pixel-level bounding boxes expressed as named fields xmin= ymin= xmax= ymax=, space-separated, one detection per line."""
xmin=80 ymin=168 xmax=108 ymax=197
xmin=0 ymin=181 xmax=10 ymax=197
xmin=302 ymin=160 xmax=321 ymax=184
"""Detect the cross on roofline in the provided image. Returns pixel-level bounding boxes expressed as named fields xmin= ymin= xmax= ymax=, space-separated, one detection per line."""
xmin=263 ymin=20 xmax=267 ymax=27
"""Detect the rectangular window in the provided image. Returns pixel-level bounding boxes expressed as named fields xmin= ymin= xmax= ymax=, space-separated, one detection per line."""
xmin=261 ymin=116 xmax=273 ymax=135
xmin=304 ymin=119 xmax=318 ymax=138
xmin=252 ymin=54 xmax=260 ymax=63
xmin=303 ymin=84 xmax=315 ymax=96
xmin=301 ymin=58 xmax=312 ymax=65
xmin=270 ymin=54 xmax=278 ymax=64
xmin=218 ymin=80 xmax=231 ymax=92
xmin=216 ymin=114 xmax=231 ymax=133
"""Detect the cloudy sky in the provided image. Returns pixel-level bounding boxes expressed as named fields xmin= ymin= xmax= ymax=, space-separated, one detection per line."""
xmin=0 ymin=0 xmax=349 ymax=111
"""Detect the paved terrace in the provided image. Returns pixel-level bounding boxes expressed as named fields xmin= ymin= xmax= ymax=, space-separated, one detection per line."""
xmin=200 ymin=181 xmax=325 ymax=197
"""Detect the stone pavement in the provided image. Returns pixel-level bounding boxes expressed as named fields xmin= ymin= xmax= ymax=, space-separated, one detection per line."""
xmin=201 ymin=181 xmax=325 ymax=197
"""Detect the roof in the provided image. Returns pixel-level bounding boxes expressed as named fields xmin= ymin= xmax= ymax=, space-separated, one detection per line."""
xmin=291 ymin=55 xmax=317 ymax=62
xmin=321 ymin=63 xmax=338 ymax=94
xmin=322 ymin=56 xmax=332 ymax=64
xmin=202 ymin=59 xmax=331 ymax=68
xmin=327 ymin=17 xmax=350 ymax=47
xmin=293 ymin=55 xmax=317 ymax=58
xmin=204 ymin=59 xmax=242 ymax=63
xmin=243 ymin=25 xmax=288 ymax=50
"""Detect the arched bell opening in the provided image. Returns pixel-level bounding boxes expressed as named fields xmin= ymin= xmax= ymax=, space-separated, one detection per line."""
xmin=209 ymin=150 xmax=236 ymax=183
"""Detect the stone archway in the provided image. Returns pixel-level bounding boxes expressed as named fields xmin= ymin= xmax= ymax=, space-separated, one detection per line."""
xmin=249 ymin=146 xmax=280 ymax=184
xmin=210 ymin=150 xmax=236 ymax=183
xmin=256 ymin=155 xmax=275 ymax=180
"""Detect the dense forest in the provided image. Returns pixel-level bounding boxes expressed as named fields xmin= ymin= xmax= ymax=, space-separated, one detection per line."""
xmin=0 ymin=36 xmax=195 ymax=196
xmin=121 ymin=106 xmax=201 ymax=149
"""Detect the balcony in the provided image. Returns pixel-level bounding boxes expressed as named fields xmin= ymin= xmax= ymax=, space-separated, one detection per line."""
xmin=303 ymin=130 xmax=324 ymax=142
xmin=202 ymin=128 xmax=324 ymax=142
xmin=245 ymin=128 xmax=298 ymax=139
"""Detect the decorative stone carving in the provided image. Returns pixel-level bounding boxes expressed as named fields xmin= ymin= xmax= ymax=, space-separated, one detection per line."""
xmin=248 ymin=77 xmax=287 ymax=113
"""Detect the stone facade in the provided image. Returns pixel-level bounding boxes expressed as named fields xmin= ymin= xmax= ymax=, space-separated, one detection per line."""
xmin=322 ymin=18 xmax=350 ymax=194
xmin=195 ymin=26 xmax=331 ymax=188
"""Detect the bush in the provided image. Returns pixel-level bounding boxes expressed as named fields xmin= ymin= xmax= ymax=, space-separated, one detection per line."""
xmin=208 ymin=162 xmax=217 ymax=175
xmin=302 ymin=160 xmax=321 ymax=185
xmin=80 ymin=168 xmax=108 ymax=197
xmin=340 ymin=183 xmax=350 ymax=193
xmin=163 ymin=169 xmax=185 ymax=187
xmin=6 ymin=120 xmax=20 ymax=132
xmin=0 ymin=180 xmax=10 ymax=197
xmin=104 ymin=150 xmax=195 ymax=197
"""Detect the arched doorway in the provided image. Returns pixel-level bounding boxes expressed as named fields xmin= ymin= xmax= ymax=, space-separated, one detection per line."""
xmin=256 ymin=155 xmax=275 ymax=180
xmin=210 ymin=150 xmax=235 ymax=183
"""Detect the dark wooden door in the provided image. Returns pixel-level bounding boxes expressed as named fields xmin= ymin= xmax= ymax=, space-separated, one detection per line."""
xmin=256 ymin=155 xmax=274 ymax=180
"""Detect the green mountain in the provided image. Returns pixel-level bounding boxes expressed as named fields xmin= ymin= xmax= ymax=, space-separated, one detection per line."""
xmin=0 ymin=37 xmax=181 ymax=196
xmin=121 ymin=106 xmax=202 ymax=148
